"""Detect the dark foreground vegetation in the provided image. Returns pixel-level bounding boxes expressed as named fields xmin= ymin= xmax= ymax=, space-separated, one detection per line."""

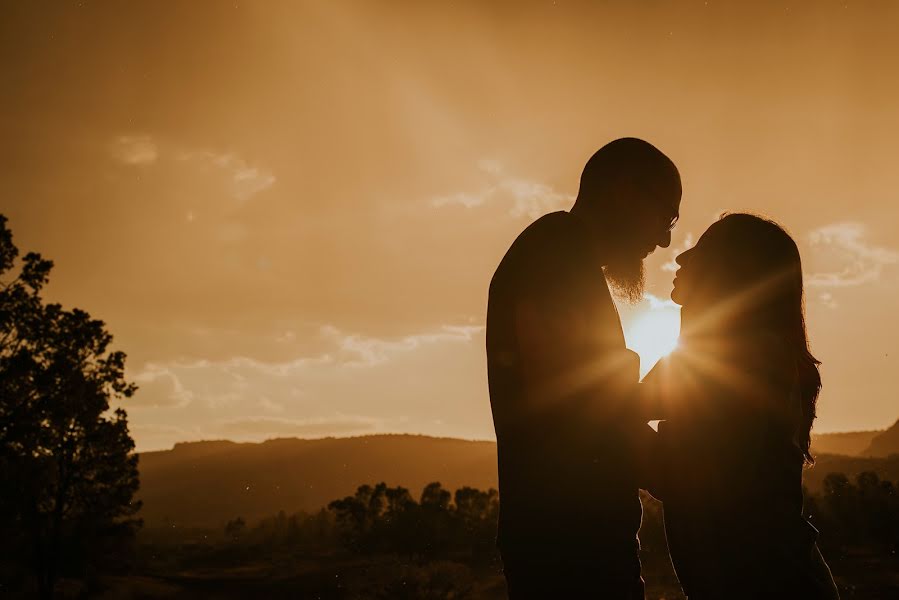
xmin=1 ymin=215 xmax=140 ymax=599
xmin=20 ymin=470 xmax=890 ymax=599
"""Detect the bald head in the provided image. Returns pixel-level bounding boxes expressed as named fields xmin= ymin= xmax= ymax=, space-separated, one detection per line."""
xmin=575 ymin=137 xmax=681 ymax=212
xmin=570 ymin=138 xmax=682 ymax=303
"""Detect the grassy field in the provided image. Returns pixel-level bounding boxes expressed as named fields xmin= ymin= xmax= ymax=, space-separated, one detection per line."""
xmin=52 ymin=550 xmax=893 ymax=600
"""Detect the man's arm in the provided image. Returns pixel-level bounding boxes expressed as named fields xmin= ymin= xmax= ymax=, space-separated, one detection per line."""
xmin=512 ymin=295 xmax=641 ymax=422
xmin=637 ymin=349 xmax=730 ymax=421
xmin=637 ymin=357 xmax=675 ymax=421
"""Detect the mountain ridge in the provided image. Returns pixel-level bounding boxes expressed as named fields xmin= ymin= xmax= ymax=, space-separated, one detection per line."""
xmin=811 ymin=429 xmax=882 ymax=457
xmin=136 ymin=428 xmax=899 ymax=530
xmin=137 ymin=434 xmax=499 ymax=528
xmin=862 ymin=419 xmax=899 ymax=457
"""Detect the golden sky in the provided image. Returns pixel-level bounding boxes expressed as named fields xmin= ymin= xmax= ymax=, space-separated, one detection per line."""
xmin=3 ymin=1 xmax=898 ymax=450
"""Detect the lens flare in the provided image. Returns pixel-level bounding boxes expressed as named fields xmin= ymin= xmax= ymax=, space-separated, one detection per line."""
xmin=625 ymin=305 xmax=681 ymax=378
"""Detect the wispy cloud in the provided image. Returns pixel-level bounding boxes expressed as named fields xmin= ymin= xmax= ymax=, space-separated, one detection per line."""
xmin=132 ymin=366 xmax=194 ymax=408
xmin=817 ymin=291 xmax=838 ymax=309
xmin=176 ymin=149 xmax=276 ymax=201
xmin=108 ymin=133 xmax=275 ymax=201
xmin=110 ymin=135 xmax=158 ymax=165
xmin=124 ymin=321 xmax=490 ymax=448
xmin=431 ymin=160 xmax=572 ymax=219
xmin=128 ymin=323 xmax=485 ymax=408
xmin=806 ymin=222 xmax=899 ymax=287
xmin=643 ymin=292 xmax=680 ymax=310
xmin=322 ymin=324 xmax=485 ymax=367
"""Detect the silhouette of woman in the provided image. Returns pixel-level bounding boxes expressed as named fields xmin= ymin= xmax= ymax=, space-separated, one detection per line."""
xmin=641 ymin=213 xmax=840 ymax=599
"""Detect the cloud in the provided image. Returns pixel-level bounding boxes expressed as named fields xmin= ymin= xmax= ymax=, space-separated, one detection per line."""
xmin=176 ymin=150 xmax=276 ymax=201
xmin=124 ymin=323 xmax=485 ymax=410
xmin=817 ymin=291 xmax=838 ymax=309
xmin=322 ymin=323 xmax=485 ymax=367
xmin=131 ymin=366 xmax=194 ymax=408
xmin=165 ymin=353 xmax=335 ymax=381
xmin=156 ymin=323 xmax=485 ymax=377
xmin=504 ymin=179 xmax=572 ymax=219
xmin=806 ymin=222 xmax=899 ymax=287
xmin=643 ymin=292 xmax=679 ymax=310
xmin=108 ymin=134 xmax=275 ymax=201
xmin=110 ymin=135 xmax=158 ymax=165
xmin=431 ymin=191 xmax=486 ymax=209
xmin=431 ymin=160 xmax=572 ymax=219
xmin=217 ymin=415 xmax=381 ymax=438
xmin=123 ymin=321 xmax=493 ymax=450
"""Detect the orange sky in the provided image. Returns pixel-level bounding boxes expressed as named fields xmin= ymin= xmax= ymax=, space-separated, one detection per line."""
xmin=3 ymin=1 xmax=898 ymax=451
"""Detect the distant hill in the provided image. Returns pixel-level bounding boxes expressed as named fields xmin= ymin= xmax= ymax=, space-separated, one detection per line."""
xmin=137 ymin=435 xmax=498 ymax=529
xmin=136 ymin=433 xmax=899 ymax=530
xmin=862 ymin=419 xmax=899 ymax=458
xmin=811 ymin=430 xmax=881 ymax=457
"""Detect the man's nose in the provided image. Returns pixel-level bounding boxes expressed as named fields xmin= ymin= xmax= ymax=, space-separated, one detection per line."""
xmin=657 ymin=230 xmax=672 ymax=249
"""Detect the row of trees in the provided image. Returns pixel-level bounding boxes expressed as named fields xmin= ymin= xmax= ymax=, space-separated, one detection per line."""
xmin=210 ymin=482 xmax=500 ymax=564
xmin=321 ymin=475 xmax=899 ymax=562
xmin=807 ymin=471 xmax=899 ymax=554
xmin=328 ymin=482 xmax=499 ymax=560
xmin=209 ymin=472 xmax=899 ymax=568
xmin=0 ymin=215 xmax=141 ymax=598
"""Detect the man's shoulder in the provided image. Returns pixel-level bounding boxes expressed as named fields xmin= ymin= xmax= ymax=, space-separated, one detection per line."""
xmin=518 ymin=210 xmax=572 ymax=242
xmin=492 ymin=212 xmax=576 ymax=278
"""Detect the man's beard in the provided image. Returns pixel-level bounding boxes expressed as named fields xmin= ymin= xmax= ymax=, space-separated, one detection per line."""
xmin=603 ymin=257 xmax=646 ymax=305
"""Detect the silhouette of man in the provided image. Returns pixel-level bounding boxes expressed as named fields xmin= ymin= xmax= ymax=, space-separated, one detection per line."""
xmin=486 ymin=138 xmax=681 ymax=598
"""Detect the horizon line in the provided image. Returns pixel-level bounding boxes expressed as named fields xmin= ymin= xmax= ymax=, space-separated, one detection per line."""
xmin=135 ymin=422 xmax=897 ymax=454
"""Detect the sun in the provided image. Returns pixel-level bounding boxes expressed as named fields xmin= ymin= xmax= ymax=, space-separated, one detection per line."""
xmin=624 ymin=304 xmax=681 ymax=379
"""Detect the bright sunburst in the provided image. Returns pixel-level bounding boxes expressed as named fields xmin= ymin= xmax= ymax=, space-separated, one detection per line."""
xmin=624 ymin=297 xmax=681 ymax=379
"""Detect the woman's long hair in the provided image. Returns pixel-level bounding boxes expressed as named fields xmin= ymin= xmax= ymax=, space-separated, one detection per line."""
xmin=696 ymin=213 xmax=821 ymax=464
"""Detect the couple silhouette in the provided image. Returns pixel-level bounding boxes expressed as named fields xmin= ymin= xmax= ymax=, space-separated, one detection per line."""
xmin=486 ymin=139 xmax=840 ymax=599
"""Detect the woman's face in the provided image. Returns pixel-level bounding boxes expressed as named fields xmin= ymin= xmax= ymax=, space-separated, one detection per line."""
xmin=670 ymin=222 xmax=727 ymax=308
xmin=671 ymin=215 xmax=802 ymax=341
xmin=670 ymin=245 xmax=697 ymax=306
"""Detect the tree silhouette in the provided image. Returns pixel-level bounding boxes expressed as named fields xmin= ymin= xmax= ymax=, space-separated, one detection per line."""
xmin=806 ymin=471 xmax=899 ymax=557
xmin=328 ymin=481 xmax=497 ymax=560
xmin=329 ymin=483 xmax=385 ymax=553
xmin=0 ymin=215 xmax=141 ymax=599
xmin=452 ymin=486 xmax=499 ymax=559
xmin=417 ymin=482 xmax=453 ymax=558
xmin=382 ymin=485 xmax=418 ymax=555
xmin=225 ymin=517 xmax=247 ymax=540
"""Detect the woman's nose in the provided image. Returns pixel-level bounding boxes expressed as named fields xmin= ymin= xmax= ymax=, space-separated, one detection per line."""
xmin=675 ymin=249 xmax=690 ymax=266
